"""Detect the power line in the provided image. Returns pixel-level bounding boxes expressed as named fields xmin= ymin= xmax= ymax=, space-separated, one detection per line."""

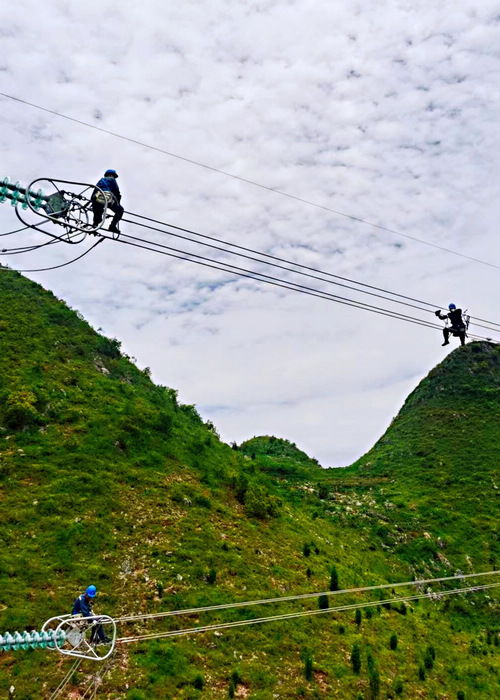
xmin=1 ymin=91 xmax=498 ymax=270
xmin=0 ymin=238 xmax=61 ymax=255
xmin=0 ymin=225 xmax=30 ymax=237
xmin=124 ymin=211 xmax=500 ymax=332
xmin=117 ymin=582 xmax=499 ymax=645
xmin=102 ymin=231 xmax=499 ymax=343
xmin=115 ymin=569 xmax=499 ymax=624
xmin=13 ymin=237 xmax=104 ymax=273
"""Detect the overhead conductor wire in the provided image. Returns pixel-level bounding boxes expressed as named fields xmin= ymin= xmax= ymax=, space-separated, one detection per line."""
xmin=117 ymin=582 xmax=499 ymax=645
xmin=123 ymin=211 xmax=500 ymax=332
xmin=99 ymin=229 xmax=499 ymax=343
xmin=1 ymin=91 xmax=499 ymax=271
xmin=115 ymin=570 xmax=499 ymax=624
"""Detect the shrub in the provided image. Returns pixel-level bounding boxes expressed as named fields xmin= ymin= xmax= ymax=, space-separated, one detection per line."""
xmin=207 ymin=567 xmax=217 ymax=584
xmin=244 ymin=484 xmax=279 ymax=519
xmin=193 ymin=674 xmax=204 ymax=690
xmin=318 ymin=483 xmax=329 ymax=499
xmin=418 ymin=665 xmax=426 ymax=680
xmin=457 ymin=692 xmax=465 ymax=700
xmin=97 ymin=336 xmax=121 ymax=358
xmin=4 ymin=389 xmax=40 ymax=428
xmin=303 ymin=543 xmax=311 ymax=557
xmin=394 ymin=679 xmax=403 ymax=695
xmin=355 ymin=609 xmax=362 ymax=626
xmin=330 ymin=566 xmax=339 ymax=591
xmin=390 ymin=633 xmax=398 ymax=650
xmin=351 ymin=643 xmax=361 ymax=673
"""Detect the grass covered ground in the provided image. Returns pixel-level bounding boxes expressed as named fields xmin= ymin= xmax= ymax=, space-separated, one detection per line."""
xmin=0 ymin=267 xmax=498 ymax=698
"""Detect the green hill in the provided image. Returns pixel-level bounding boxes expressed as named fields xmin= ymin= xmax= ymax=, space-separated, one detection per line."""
xmin=0 ymin=267 xmax=498 ymax=699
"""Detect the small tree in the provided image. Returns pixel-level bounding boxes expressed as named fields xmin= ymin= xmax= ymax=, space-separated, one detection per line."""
xmin=304 ymin=653 xmax=313 ymax=681
xmin=457 ymin=692 xmax=465 ymax=700
xmin=303 ymin=543 xmax=311 ymax=557
xmin=318 ymin=594 xmax=329 ymax=610
xmin=390 ymin=633 xmax=398 ymax=650
xmin=367 ymin=653 xmax=380 ymax=698
xmin=207 ymin=567 xmax=217 ymax=584
xmin=351 ymin=643 xmax=361 ymax=673
xmin=424 ymin=645 xmax=435 ymax=670
xmin=355 ymin=609 xmax=362 ymax=626
xmin=418 ymin=665 xmax=426 ymax=681
xmin=329 ymin=566 xmax=339 ymax=591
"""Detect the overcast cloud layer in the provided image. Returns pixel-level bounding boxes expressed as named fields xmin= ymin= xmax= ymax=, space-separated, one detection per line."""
xmin=1 ymin=1 xmax=499 ymax=466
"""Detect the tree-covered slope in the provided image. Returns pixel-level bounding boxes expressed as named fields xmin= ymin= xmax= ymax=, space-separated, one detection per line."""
xmin=0 ymin=268 xmax=498 ymax=699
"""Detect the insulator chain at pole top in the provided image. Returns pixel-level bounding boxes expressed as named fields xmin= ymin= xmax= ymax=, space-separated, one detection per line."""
xmin=0 ymin=629 xmax=65 ymax=651
xmin=0 ymin=177 xmax=47 ymax=210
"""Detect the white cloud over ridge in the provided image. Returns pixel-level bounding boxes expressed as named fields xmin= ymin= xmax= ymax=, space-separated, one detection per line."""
xmin=1 ymin=1 xmax=499 ymax=465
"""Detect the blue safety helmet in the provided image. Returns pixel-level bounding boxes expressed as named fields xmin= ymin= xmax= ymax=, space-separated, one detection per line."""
xmin=104 ymin=169 xmax=118 ymax=178
xmin=448 ymin=303 xmax=456 ymax=310
xmin=85 ymin=585 xmax=97 ymax=598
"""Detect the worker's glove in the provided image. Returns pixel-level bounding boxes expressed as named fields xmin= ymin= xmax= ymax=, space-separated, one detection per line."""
xmin=434 ymin=310 xmax=442 ymax=317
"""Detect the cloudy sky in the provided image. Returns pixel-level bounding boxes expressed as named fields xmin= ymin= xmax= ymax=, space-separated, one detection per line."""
xmin=1 ymin=1 xmax=499 ymax=466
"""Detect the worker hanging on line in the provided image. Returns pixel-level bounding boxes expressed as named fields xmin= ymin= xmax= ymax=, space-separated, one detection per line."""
xmin=435 ymin=303 xmax=467 ymax=347
xmin=91 ymin=169 xmax=124 ymax=234
xmin=72 ymin=585 xmax=111 ymax=644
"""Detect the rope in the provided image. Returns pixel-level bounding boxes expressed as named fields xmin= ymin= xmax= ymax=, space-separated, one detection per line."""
xmin=115 ymin=570 xmax=499 ymax=624
xmin=117 ymin=582 xmax=499 ymax=644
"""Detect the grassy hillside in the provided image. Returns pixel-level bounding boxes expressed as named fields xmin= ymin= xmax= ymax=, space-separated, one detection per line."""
xmin=0 ymin=267 xmax=498 ymax=699
xmin=324 ymin=342 xmax=500 ymax=572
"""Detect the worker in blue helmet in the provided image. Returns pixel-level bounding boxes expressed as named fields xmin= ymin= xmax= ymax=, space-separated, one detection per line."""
xmin=72 ymin=585 xmax=111 ymax=644
xmin=434 ymin=303 xmax=466 ymax=346
xmin=91 ymin=169 xmax=124 ymax=234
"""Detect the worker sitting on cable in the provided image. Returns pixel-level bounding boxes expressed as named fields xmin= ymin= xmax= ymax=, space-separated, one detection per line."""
xmin=434 ymin=304 xmax=466 ymax=347
xmin=91 ymin=169 xmax=123 ymax=234
xmin=72 ymin=585 xmax=111 ymax=644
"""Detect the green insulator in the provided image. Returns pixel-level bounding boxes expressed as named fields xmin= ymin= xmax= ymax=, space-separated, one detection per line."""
xmin=11 ymin=631 xmax=24 ymax=651
xmin=10 ymin=183 xmax=22 ymax=207
xmin=29 ymin=631 xmax=42 ymax=649
xmin=46 ymin=630 xmax=56 ymax=649
xmin=21 ymin=631 xmax=32 ymax=650
xmin=3 ymin=632 xmax=14 ymax=651
xmin=31 ymin=189 xmax=45 ymax=210
xmin=0 ymin=177 xmax=9 ymax=203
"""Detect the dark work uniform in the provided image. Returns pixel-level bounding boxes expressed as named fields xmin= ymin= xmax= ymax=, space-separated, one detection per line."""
xmin=91 ymin=176 xmax=123 ymax=232
xmin=437 ymin=308 xmax=466 ymax=346
xmin=72 ymin=593 xmax=108 ymax=643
